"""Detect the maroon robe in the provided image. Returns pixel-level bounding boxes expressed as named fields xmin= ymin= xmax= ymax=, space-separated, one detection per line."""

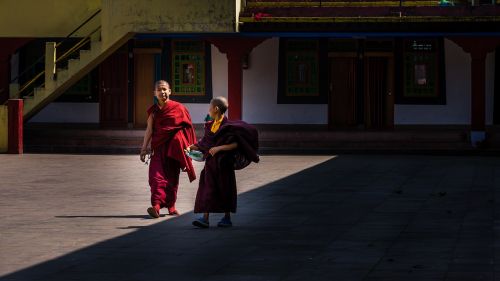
xmin=194 ymin=117 xmax=259 ymax=213
xmin=147 ymin=101 xmax=196 ymax=212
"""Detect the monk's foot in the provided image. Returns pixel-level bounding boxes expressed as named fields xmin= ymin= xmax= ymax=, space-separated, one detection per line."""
xmin=217 ymin=217 xmax=233 ymax=227
xmin=147 ymin=207 xmax=160 ymax=218
xmin=168 ymin=209 xmax=180 ymax=216
xmin=192 ymin=217 xmax=209 ymax=228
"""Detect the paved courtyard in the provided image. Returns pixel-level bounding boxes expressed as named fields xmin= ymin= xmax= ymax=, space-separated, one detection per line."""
xmin=0 ymin=154 xmax=499 ymax=281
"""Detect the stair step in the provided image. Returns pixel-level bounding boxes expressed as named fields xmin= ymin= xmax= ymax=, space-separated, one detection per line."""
xmin=91 ymin=41 xmax=102 ymax=55
xmin=56 ymin=68 xmax=69 ymax=85
xmin=67 ymin=59 xmax=80 ymax=75
xmin=23 ymin=124 xmax=500 ymax=154
xmin=79 ymin=49 xmax=92 ymax=63
xmin=33 ymin=87 xmax=47 ymax=102
xmin=23 ymin=96 xmax=35 ymax=111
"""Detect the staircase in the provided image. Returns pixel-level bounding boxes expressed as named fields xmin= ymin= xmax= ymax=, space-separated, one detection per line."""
xmin=20 ymin=34 xmax=134 ymax=120
xmin=8 ymin=10 xmax=134 ymax=121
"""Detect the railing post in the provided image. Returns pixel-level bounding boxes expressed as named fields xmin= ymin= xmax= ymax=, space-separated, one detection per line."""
xmin=45 ymin=42 xmax=56 ymax=91
xmin=7 ymin=99 xmax=23 ymax=154
xmin=9 ymin=83 xmax=19 ymax=99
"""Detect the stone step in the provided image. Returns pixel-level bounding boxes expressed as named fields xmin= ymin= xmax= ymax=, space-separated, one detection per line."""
xmin=23 ymin=124 xmax=500 ymax=154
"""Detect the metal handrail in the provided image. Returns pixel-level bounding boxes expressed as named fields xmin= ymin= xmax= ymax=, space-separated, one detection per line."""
xmin=56 ymin=26 xmax=100 ymax=64
xmin=55 ymin=9 xmax=101 ymax=49
xmin=16 ymin=71 xmax=45 ymax=98
xmin=10 ymin=56 xmax=45 ymax=85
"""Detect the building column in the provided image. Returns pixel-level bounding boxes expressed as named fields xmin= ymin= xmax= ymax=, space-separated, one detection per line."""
xmin=207 ymin=38 xmax=268 ymax=120
xmin=450 ymin=37 xmax=500 ymax=146
xmin=470 ymin=51 xmax=487 ymax=144
xmin=226 ymin=51 xmax=244 ymax=120
xmin=7 ymin=99 xmax=23 ymax=154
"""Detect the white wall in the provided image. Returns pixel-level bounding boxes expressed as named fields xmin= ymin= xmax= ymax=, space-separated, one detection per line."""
xmin=394 ymin=38 xmax=495 ymax=125
xmin=29 ymin=103 xmax=99 ymax=123
xmin=187 ymin=39 xmax=329 ymax=124
xmin=242 ymin=38 xmax=328 ymax=124
xmin=30 ymin=38 xmax=496 ymax=126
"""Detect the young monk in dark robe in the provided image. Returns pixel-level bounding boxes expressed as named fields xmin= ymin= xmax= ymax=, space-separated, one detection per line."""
xmin=187 ymin=96 xmax=259 ymax=228
xmin=140 ymin=80 xmax=196 ymax=218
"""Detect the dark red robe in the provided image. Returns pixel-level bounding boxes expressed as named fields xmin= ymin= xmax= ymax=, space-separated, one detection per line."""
xmin=147 ymin=101 xmax=196 ymax=212
xmin=194 ymin=117 xmax=259 ymax=213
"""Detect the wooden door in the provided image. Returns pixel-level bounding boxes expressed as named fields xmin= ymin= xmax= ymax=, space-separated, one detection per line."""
xmin=133 ymin=49 xmax=160 ymax=128
xmin=328 ymin=55 xmax=357 ymax=128
xmin=364 ymin=54 xmax=394 ymax=129
xmin=99 ymin=52 xmax=128 ymax=127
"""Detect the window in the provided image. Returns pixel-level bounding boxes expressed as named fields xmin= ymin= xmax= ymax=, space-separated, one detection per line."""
xmin=396 ymin=38 xmax=446 ymax=104
xmin=278 ymin=38 xmax=327 ymax=104
xmin=168 ymin=39 xmax=212 ymax=103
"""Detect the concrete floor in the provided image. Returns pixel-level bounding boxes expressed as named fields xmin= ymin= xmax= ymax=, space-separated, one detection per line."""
xmin=0 ymin=154 xmax=499 ymax=281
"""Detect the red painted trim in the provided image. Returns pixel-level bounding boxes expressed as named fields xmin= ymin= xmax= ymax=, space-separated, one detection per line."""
xmin=7 ymin=99 xmax=23 ymax=154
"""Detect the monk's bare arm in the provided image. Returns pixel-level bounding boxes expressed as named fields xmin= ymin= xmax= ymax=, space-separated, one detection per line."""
xmin=208 ymin=142 xmax=238 ymax=156
xmin=140 ymin=115 xmax=154 ymax=162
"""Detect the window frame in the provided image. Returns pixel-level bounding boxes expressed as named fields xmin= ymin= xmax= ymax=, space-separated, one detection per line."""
xmin=395 ymin=38 xmax=446 ymax=105
xmin=277 ymin=38 xmax=328 ymax=104
xmin=165 ymin=39 xmax=213 ymax=103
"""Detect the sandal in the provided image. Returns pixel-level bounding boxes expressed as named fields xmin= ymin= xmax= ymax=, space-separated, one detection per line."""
xmin=192 ymin=217 xmax=209 ymax=228
xmin=147 ymin=207 xmax=160 ymax=218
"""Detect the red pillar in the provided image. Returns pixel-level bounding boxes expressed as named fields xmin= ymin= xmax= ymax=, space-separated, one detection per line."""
xmin=470 ymin=51 xmax=486 ymax=132
xmin=207 ymin=38 xmax=268 ymax=120
xmin=450 ymin=37 xmax=500 ymax=145
xmin=227 ymin=51 xmax=244 ymax=120
xmin=8 ymin=99 xmax=23 ymax=154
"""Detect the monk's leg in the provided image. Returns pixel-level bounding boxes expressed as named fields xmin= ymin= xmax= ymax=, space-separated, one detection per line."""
xmin=219 ymin=153 xmax=237 ymax=213
xmin=148 ymin=148 xmax=168 ymax=214
xmin=164 ymin=157 xmax=180 ymax=215
xmin=194 ymin=158 xmax=219 ymax=213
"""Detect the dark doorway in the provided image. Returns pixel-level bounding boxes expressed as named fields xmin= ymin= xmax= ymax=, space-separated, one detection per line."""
xmin=328 ymin=53 xmax=394 ymax=129
xmin=328 ymin=54 xmax=358 ymax=128
xmin=364 ymin=55 xmax=394 ymax=129
xmin=99 ymin=52 xmax=128 ymax=127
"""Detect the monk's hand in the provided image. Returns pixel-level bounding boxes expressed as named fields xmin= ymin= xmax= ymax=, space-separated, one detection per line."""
xmin=140 ymin=149 xmax=149 ymax=162
xmin=208 ymin=146 xmax=222 ymax=156
xmin=186 ymin=144 xmax=199 ymax=152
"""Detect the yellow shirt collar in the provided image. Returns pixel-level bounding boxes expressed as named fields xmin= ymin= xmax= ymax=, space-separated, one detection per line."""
xmin=210 ymin=115 xmax=224 ymax=133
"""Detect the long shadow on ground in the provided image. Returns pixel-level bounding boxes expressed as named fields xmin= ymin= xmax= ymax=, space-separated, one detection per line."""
xmin=1 ymin=155 xmax=495 ymax=281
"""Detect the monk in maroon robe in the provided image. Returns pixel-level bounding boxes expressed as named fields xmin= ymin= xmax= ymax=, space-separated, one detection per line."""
xmin=140 ymin=80 xmax=196 ymax=218
xmin=187 ymin=97 xmax=259 ymax=228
